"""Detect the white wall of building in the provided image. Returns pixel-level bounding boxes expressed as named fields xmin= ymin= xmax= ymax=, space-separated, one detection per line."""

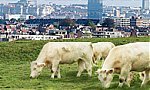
xmin=5 ymin=14 xmax=33 ymax=20
xmin=10 ymin=35 xmax=61 ymax=40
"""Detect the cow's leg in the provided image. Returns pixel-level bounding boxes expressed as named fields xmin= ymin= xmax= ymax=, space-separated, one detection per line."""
xmin=118 ymin=65 xmax=131 ymax=87
xmin=95 ymin=54 xmax=102 ymax=64
xmin=125 ymin=72 xmax=134 ymax=87
xmin=48 ymin=64 xmax=52 ymax=76
xmin=141 ymin=70 xmax=149 ymax=87
xmin=57 ymin=66 xmax=61 ymax=78
xmin=95 ymin=55 xmax=101 ymax=66
xmin=51 ymin=61 xmax=60 ymax=78
xmin=84 ymin=59 xmax=92 ymax=77
xmin=77 ymin=60 xmax=85 ymax=77
xmin=92 ymin=56 xmax=96 ymax=65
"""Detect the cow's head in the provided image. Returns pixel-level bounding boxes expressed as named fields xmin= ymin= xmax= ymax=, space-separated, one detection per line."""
xmin=30 ymin=61 xmax=45 ymax=78
xmin=96 ymin=68 xmax=114 ymax=88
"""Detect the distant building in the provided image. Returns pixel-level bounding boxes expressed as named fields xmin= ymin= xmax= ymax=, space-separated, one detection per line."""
xmin=88 ymin=0 xmax=103 ymax=19
xmin=28 ymin=6 xmax=38 ymax=16
xmin=8 ymin=3 xmax=23 ymax=14
xmin=49 ymin=29 xmax=67 ymax=38
xmin=136 ymin=19 xmax=143 ymax=27
xmin=142 ymin=0 xmax=149 ymax=10
xmin=81 ymin=30 xmax=92 ymax=38
xmin=10 ymin=35 xmax=61 ymax=40
xmin=130 ymin=17 xmax=150 ymax=27
xmin=18 ymin=0 xmax=28 ymax=5
xmin=28 ymin=0 xmax=37 ymax=6
xmin=0 ymin=4 xmax=4 ymax=16
xmin=114 ymin=8 xmax=120 ymax=18
xmin=92 ymin=31 xmax=123 ymax=38
xmin=39 ymin=5 xmax=54 ymax=17
xmin=115 ymin=18 xmax=130 ymax=27
xmin=142 ymin=19 xmax=150 ymax=27
xmin=5 ymin=14 xmax=31 ymax=20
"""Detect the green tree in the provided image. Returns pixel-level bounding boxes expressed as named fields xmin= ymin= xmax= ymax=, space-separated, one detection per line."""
xmin=10 ymin=18 xmax=17 ymax=23
xmin=59 ymin=18 xmax=75 ymax=26
xmin=0 ymin=19 xmax=5 ymax=24
xmin=18 ymin=18 xmax=25 ymax=22
xmin=53 ymin=22 xmax=59 ymax=29
xmin=102 ymin=18 xmax=115 ymax=28
xmin=88 ymin=20 xmax=96 ymax=30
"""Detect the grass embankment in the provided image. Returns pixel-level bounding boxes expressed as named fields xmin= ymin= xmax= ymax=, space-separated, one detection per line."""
xmin=0 ymin=37 xmax=150 ymax=90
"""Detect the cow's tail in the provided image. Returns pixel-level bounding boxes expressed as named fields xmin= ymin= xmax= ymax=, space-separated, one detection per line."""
xmin=90 ymin=43 xmax=95 ymax=65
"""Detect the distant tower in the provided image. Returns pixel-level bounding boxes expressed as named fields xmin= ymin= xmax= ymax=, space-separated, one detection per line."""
xmin=114 ymin=7 xmax=120 ymax=17
xmin=142 ymin=0 xmax=149 ymax=10
xmin=88 ymin=0 xmax=103 ymax=19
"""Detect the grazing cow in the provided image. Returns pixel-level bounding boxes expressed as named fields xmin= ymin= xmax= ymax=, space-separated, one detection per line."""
xmin=96 ymin=42 xmax=150 ymax=88
xmin=30 ymin=42 xmax=93 ymax=78
xmin=92 ymin=42 xmax=115 ymax=64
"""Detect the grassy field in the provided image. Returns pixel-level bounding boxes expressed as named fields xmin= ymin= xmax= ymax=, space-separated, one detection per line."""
xmin=0 ymin=37 xmax=150 ymax=90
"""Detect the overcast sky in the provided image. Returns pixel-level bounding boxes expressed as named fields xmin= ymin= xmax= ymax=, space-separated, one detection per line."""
xmin=0 ymin=0 xmax=143 ymax=7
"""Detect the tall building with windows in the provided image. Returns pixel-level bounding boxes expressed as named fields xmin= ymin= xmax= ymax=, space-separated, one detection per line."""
xmin=0 ymin=4 xmax=4 ymax=16
xmin=142 ymin=0 xmax=149 ymax=10
xmin=88 ymin=0 xmax=103 ymax=19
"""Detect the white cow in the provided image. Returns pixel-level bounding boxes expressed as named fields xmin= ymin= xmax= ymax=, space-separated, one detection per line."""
xmin=92 ymin=42 xmax=115 ymax=64
xmin=96 ymin=42 xmax=150 ymax=88
xmin=30 ymin=42 xmax=93 ymax=78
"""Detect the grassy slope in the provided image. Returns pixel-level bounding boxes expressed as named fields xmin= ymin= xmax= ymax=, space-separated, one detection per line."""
xmin=0 ymin=37 xmax=150 ymax=90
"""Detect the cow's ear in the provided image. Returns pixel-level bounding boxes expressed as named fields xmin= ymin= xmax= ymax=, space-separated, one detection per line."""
xmin=107 ymin=69 xmax=114 ymax=74
xmin=37 ymin=63 xmax=45 ymax=67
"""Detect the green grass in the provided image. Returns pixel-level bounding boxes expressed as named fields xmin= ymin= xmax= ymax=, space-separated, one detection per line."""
xmin=0 ymin=37 xmax=150 ymax=90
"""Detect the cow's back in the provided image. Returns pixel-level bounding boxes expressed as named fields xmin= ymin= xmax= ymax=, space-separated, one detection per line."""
xmin=92 ymin=42 xmax=115 ymax=59
xmin=37 ymin=42 xmax=93 ymax=64
xmin=102 ymin=42 xmax=150 ymax=71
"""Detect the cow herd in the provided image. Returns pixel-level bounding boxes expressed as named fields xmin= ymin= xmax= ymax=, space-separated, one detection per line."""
xmin=30 ymin=42 xmax=150 ymax=88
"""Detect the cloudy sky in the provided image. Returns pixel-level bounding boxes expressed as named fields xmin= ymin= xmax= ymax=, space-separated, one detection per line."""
xmin=0 ymin=0 xmax=143 ymax=7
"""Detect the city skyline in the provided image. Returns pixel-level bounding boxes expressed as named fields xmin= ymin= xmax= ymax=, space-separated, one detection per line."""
xmin=0 ymin=0 xmax=145 ymax=7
